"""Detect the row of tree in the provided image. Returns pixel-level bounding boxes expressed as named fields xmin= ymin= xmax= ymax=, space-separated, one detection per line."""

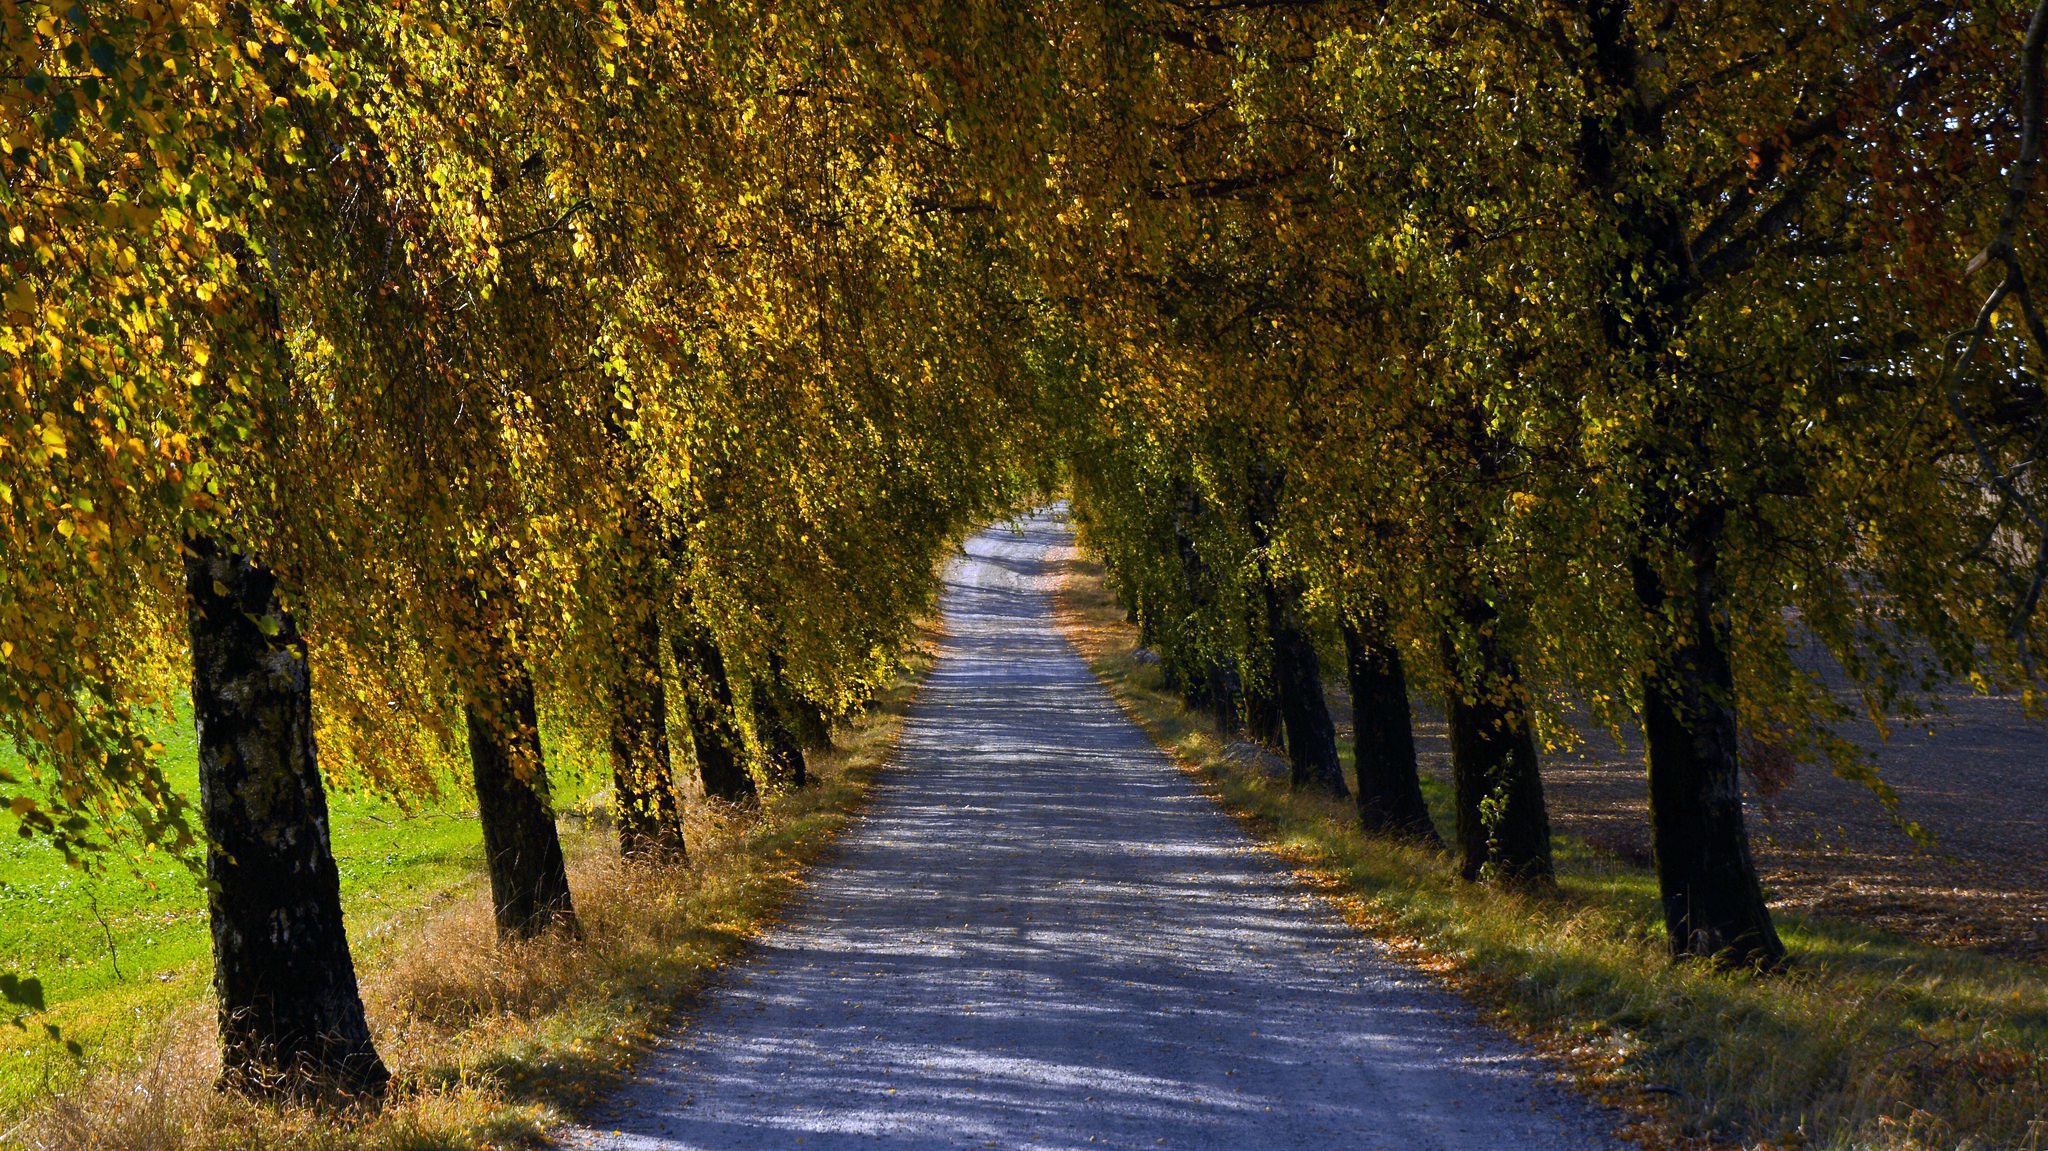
xmin=981 ymin=0 xmax=2048 ymax=972
xmin=2 ymin=0 xmax=1035 ymax=1101
xmin=8 ymin=0 xmax=2048 ymax=1115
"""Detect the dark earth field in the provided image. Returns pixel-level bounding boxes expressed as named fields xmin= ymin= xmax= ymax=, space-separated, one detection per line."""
xmin=1403 ymin=691 xmax=2048 ymax=965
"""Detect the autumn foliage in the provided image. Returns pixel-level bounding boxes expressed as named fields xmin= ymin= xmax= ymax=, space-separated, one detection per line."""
xmin=2 ymin=0 xmax=2045 ymax=1108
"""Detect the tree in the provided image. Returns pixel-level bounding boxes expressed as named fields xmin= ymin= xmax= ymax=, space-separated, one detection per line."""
xmin=186 ymin=534 xmax=388 ymax=1099
xmin=611 ymin=602 xmax=687 ymax=863
xmin=1342 ymin=610 xmax=1439 ymax=845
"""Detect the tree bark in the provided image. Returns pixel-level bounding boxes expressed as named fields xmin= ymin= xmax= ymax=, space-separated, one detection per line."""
xmin=1164 ymin=655 xmax=1204 ymax=710
xmin=752 ymin=654 xmax=812 ymax=788
xmin=754 ymin=690 xmax=808 ymax=790
xmin=1166 ymin=481 xmax=1214 ymax=714
xmin=1343 ymin=615 xmax=1440 ymax=844
xmin=1242 ymin=594 xmax=1286 ymax=749
xmin=1567 ymin=1 xmax=1782 ymax=967
xmin=787 ymin=691 xmax=834 ymax=752
xmin=1239 ymin=461 xmax=1293 ymax=756
xmin=611 ymin=607 xmax=685 ymax=864
xmin=1440 ymin=598 xmax=1553 ymax=886
xmin=674 ymin=617 xmax=758 ymax=803
xmin=1633 ymin=524 xmax=1784 ymax=968
xmin=184 ymin=534 xmax=387 ymax=1101
xmin=1242 ymin=665 xmax=1285 ymax=749
xmin=464 ymin=652 xmax=577 ymax=940
xmin=1204 ymin=659 xmax=1243 ymax=735
xmin=1266 ymin=581 xmax=1347 ymax=796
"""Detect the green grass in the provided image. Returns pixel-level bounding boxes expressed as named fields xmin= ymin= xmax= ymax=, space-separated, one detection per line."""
xmin=0 ymin=711 xmax=490 ymax=1117
xmin=5 ymin=645 xmax=934 ymax=1150
xmin=1058 ymin=559 xmax=2048 ymax=1151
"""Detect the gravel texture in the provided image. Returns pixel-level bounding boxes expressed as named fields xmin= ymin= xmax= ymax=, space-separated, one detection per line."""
xmin=562 ymin=510 xmax=1629 ymax=1151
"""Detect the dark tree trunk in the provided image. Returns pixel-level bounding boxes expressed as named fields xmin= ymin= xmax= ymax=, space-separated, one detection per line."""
xmin=1204 ymin=659 xmax=1243 ymax=735
xmin=611 ymin=608 xmax=685 ymax=864
xmin=755 ymin=653 xmax=814 ymax=786
xmin=465 ymin=655 xmax=577 ymax=940
xmin=675 ymin=618 xmax=757 ymax=803
xmin=787 ymin=692 xmax=834 ymax=752
xmin=754 ymin=690 xmax=808 ymax=789
xmin=1135 ymin=592 xmax=1160 ymax=652
xmin=1242 ymin=666 xmax=1285 ymax=749
xmin=1633 ymin=525 xmax=1784 ymax=968
xmin=1238 ymin=617 xmax=1285 ymax=749
xmin=1239 ymin=460 xmax=1294 ymax=757
xmin=1568 ymin=0 xmax=1781 ymax=967
xmin=1168 ymin=655 xmax=1208 ymax=710
xmin=1440 ymin=598 xmax=1553 ymax=886
xmin=1342 ymin=615 xmax=1440 ymax=844
xmin=184 ymin=535 xmax=387 ymax=1101
xmin=1166 ymin=482 xmax=1214 ymax=715
xmin=1265 ymin=582 xmax=1346 ymax=797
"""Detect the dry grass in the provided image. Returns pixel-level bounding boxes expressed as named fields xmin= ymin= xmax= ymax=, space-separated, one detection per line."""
xmin=7 ymin=647 xmax=932 ymax=1151
xmin=1052 ymin=546 xmax=2048 ymax=1151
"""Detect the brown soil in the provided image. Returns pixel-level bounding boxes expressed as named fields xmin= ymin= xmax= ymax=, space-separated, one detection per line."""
xmin=1407 ymin=694 xmax=2048 ymax=965
xmin=1057 ymin=525 xmax=2047 ymax=965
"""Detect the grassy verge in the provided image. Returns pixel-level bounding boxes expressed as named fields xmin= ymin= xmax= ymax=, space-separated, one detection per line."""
xmin=1054 ymin=549 xmax=2047 ymax=1151
xmin=1 ymin=720 xmax=487 ymax=1118
xmin=5 ymin=639 xmax=933 ymax=1151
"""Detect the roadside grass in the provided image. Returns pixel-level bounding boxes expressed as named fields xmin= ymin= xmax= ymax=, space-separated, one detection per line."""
xmin=0 ymin=719 xmax=485 ymax=1118
xmin=4 ymin=642 xmax=932 ymax=1151
xmin=1054 ymin=551 xmax=2048 ymax=1151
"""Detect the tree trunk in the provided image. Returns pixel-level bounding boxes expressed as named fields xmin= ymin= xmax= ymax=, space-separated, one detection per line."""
xmin=1633 ymin=527 xmax=1784 ymax=967
xmin=1565 ymin=0 xmax=1781 ymax=966
xmin=754 ymin=690 xmax=808 ymax=789
xmin=1266 ymin=582 xmax=1346 ymax=797
xmin=1239 ymin=461 xmax=1294 ymax=756
xmin=1167 ymin=654 xmax=1207 ymax=711
xmin=1243 ymin=667 xmax=1285 ymax=749
xmin=1242 ymin=607 xmax=1285 ymax=748
xmin=611 ymin=608 xmax=685 ymax=864
xmin=787 ymin=692 xmax=834 ymax=752
xmin=754 ymin=654 xmax=811 ymax=787
xmin=184 ymin=535 xmax=388 ymax=1101
xmin=1343 ymin=615 xmax=1440 ymax=844
xmin=1167 ymin=482 xmax=1215 ymax=715
xmin=465 ymin=654 xmax=577 ymax=940
xmin=1204 ymin=659 xmax=1243 ymax=735
xmin=675 ymin=618 xmax=757 ymax=803
xmin=1440 ymin=598 xmax=1553 ymax=886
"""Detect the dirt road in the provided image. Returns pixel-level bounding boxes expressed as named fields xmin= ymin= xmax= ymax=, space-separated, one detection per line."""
xmin=564 ymin=510 xmax=1625 ymax=1151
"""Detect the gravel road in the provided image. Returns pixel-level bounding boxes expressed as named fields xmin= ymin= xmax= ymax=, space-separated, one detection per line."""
xmin=563 ymin=510 xmax=1627 ymax=1151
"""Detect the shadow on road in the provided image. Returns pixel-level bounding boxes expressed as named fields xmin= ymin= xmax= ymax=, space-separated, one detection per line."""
xmin=567 ymin=509 xmax=1625 ymax=1151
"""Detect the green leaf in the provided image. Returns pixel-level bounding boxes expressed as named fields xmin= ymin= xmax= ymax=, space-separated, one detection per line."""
xmin=87 ymin=37 xmax=118 ymax=76
xmin=47 ymin=90 xmax=77 ymax=140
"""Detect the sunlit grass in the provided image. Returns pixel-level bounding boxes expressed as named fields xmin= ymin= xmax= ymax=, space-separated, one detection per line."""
xmin=0 ymin=716 xmax=486 ymax=1117
xmin=1057 ymin=553 xmax=2048 ymax=1151
xmin=3 ymin=646 xmax=932 ymax=1149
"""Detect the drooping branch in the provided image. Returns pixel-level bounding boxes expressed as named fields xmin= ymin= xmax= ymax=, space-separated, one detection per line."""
xmin=1943 ymin=0 xmax=2048 ymax=657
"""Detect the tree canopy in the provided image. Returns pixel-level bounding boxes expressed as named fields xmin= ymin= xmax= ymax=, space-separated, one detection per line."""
xmin=4 ymin=0 xmax=2046 ymax=1093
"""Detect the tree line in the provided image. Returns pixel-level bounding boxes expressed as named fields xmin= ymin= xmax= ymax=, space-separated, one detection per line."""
xmin=4 ymin=0 xmax=2046 ymax=1114
xmin=992 ymin=0 xmax=2048 ymax=974
xmin=2 ymin=0 xmax=1039 ymax=1101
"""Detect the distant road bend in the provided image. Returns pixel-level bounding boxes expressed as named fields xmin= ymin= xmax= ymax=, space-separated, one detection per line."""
xmin=566 ymin=509 xmax=1628 ymax=1151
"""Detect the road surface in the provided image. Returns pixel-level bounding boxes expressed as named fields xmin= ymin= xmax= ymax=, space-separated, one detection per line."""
xmin=565 ymin=509 xmax=1626 ymax=1151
